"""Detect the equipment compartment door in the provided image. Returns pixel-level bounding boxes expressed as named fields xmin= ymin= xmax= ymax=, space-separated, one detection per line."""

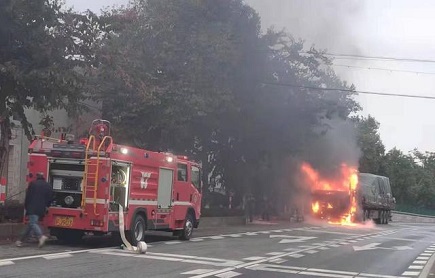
xmin=157 ymin=168 xmax=174 ymax=209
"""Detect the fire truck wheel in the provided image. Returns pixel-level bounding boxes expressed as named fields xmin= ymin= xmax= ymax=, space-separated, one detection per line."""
xmin=128 ymin=214 xmax=146 ymax=245
xmin=179 ymin=213 xmax=194 ymax=241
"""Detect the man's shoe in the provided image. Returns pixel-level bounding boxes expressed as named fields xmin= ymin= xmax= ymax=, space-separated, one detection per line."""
xmin=15 ymin=240 xmax=23 ymax=247
xmin=38 ymin=235 xmax=48 ymax=248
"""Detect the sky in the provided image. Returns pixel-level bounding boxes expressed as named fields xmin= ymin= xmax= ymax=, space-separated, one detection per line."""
xmin=65 ymin=0 xmax=435 ymax=153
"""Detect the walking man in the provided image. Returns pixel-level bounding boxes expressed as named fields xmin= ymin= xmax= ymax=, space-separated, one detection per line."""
xmin=16 ymin=172 xmax=52 ymax=247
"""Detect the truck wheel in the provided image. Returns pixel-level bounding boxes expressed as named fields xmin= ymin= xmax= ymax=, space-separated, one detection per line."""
xmin=179 ymin=213 xmax=194 ymax=241
xmin=375 ymin=211 xmax=381 ymax=224
xmin=384 ymin=211 xmax=389 ymax=224
xmin=127 ymin=214 xmax=146 ymax=245
xmin=381 ymin=210 xmax=386 ymax=224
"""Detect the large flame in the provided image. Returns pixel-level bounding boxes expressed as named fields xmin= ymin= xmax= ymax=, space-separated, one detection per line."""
xmin=301 ymin=162 xmax=359 ymax=226
xmin=312 ymin=201 xmax=320 ymax=213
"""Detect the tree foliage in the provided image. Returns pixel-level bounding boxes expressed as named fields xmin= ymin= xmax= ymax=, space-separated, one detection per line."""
xmin=353 ymin=115 xmax=385 ymax=173
xmin=0 ymin=0 xmax=104 ymax=175
xmin=96 ymin=0 xmax=360 ymax=209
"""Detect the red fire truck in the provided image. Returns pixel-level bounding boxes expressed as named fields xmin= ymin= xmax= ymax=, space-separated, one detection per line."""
xmin=27 ymin=120 xmax=202 ymax=244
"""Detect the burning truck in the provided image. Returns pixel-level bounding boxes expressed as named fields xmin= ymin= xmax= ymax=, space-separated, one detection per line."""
xmin=301 ymin=163 xmax=395 ymax=225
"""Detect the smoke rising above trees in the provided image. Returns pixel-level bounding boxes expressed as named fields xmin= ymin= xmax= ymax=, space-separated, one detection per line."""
xmin=2 ymin=0 xmax=432 ymax=213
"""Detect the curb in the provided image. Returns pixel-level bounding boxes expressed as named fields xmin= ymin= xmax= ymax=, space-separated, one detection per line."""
xmin=0 ymin=216 xmax=247 ymax=240
xmin=419 ymin=251 xmax=435 ymax=278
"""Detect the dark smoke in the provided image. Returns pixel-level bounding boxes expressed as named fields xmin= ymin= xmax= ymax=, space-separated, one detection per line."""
xmin=245 ymin=0 xmax=365 ymax=56
xmin=282 ymin=117 xmax=362 ymax=215
xmin=302 ymin=117 xmax=361 ymax=178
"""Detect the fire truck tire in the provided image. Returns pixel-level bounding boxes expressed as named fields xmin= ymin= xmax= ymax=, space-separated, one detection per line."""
xmin=127 ymin=214 xmax=146 ymax=245
xmin=179 ymin=213 xmax=194 ymax=241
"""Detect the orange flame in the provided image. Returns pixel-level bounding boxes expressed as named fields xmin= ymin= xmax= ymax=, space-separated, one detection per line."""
xmin=312 ymin=201 xmax=320 ymax=213
xmin=301 ymin=162 xmax=359 ymax=226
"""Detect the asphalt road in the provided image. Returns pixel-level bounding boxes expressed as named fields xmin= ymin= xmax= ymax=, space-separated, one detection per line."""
xmin=1 ymin=221 xmax=435 ymax=278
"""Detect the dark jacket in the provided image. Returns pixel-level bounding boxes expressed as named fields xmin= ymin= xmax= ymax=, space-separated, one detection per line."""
xmin=24 ymin=177 xmax=53 ymax=217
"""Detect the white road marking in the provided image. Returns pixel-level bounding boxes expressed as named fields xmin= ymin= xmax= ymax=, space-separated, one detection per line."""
xmin=215 ymin=271 xmax=242 ymax=278
xmin=270 ymin=235 xmax=317 ymax=243
xmin=359 ymin=273 xmax=404 ymax=278
xmin=102 ymin=251 xmax=244 ymax=267
xmin=43 ymin=253 xmax=73 ymax=260
xmin=298 ymin=271 xmax=353 ymax=278
xmin=246 ymin=264 xmax=301 ymax=274
xmin=417 ymin=256 xmax=430 ymax=260
xmin=226 ymin=234 xmax=242 ymax=237
xmin=308 ymin=268 xmax=358 ymax=275
xmin=288 ymin=253 xmax=305 ymax=258
xmin=408 ymin=265 xmax=424 ymax=270
xmin=283 ymin=248 xmax=299 ymax=251
xmin=165 ymin=241 xmax=182 ymax=244
xmin=319 ymin=247 xmax=330 ymax=250
xmin=243 ymin=257 xmax=266 ymax=261
xmin=269 ymin=258 xmax=287 ymax=264
xmin=304 ymin=250 xmax=319 ymax=254
xmin=297 ymin=229 xmax=359 ymax=236
xmin=402 ymin=271 xmax=420 ymax=276
xmin=190 ymin=238 xmax=204 ymax=242
xmin=0 ymin=261 xmax=14 ymax=267
xmin=330 ymin=244 xmax=341 ymax=247
xmin=209 ymin=236 xmax=225 ymax=240
xmin=0 ymin=248 xmax=111 ymax=264
xmin=266 ymin=252 xmax=285 ymax=256
xmin=258 ymin=231 xmax=271 ymax=234
xmin=244 ymin=232 xmax=258 ymax=236
xmin=181 ymin=269 xmax=216 ymax=275
xmin=412 ymin=260 xmax=427 ymax=264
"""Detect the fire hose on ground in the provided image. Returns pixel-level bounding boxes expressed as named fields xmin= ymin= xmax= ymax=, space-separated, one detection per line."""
xmin=118 ymin=203 xmax=147 ymax=254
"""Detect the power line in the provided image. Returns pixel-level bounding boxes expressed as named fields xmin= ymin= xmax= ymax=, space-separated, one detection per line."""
xmin=333 ymin=64 xmax=435 ymax=75
xmin=300 ymin=51 xmax=435 ymax=64
xmin=262 ymin=82 xmax=435 ymax=100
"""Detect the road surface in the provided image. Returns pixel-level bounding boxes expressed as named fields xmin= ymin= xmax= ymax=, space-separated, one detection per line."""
xmin=1 ymin=221 xmax=434 ymax=278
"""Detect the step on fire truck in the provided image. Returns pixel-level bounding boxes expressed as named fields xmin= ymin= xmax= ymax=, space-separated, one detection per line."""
xmin=27 ymin=120 xmax=202 ymax=244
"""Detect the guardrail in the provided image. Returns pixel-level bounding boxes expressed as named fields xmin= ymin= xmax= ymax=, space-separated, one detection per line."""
xmin=392 ymin=211 xmax=435 ymax=218
xmin=392 ymin=210 xmax=435 ymax=223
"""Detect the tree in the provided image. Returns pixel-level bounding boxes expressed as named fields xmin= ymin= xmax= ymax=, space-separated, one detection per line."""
xmin=0 ymin=0 xmax=105 ymax=176
xmin=353 ymin=115 xmax=385 ymax=173
xmin=382 ymin=148 xmax=417 ymax=205
xmin=96 ymin=0 xmax=360 ymax=210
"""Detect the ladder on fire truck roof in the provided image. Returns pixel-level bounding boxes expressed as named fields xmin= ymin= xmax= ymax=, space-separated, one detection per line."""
xmin=81 ymin=135 xmax=113 ymax=216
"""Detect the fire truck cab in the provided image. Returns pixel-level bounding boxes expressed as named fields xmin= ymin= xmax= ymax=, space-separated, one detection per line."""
xmin=27 ymin=120 xmax=202 ymax=244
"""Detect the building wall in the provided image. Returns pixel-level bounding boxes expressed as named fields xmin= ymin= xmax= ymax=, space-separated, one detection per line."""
xmin=4 ymin=101 xmax=102 ymax=204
